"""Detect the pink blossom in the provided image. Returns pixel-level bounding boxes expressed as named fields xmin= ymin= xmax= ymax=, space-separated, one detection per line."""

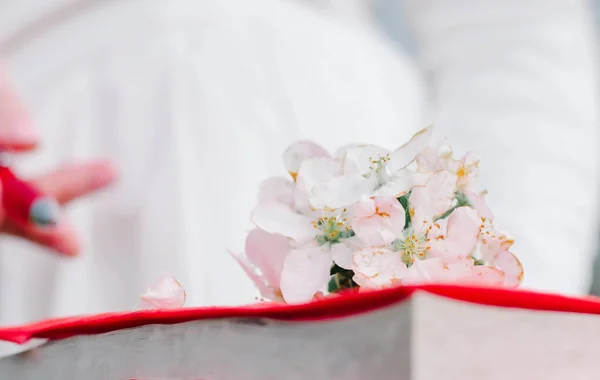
xmin=230 ymin=228 xmax=290 ymax=302
xmin=352 ymin=196 xmax=406 ymax=246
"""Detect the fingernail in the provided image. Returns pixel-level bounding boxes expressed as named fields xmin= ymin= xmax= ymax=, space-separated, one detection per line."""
xmin=49 ymin=223 xmax=80 ymax=256
xmin=55 ymin=238 xmax=80 ymax=257
xmin=50 ymin=239 xmax=78 ymax=256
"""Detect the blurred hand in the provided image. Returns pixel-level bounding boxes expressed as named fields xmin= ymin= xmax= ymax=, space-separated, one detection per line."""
xmin=0 ymin=65 xmax=117 ymax=256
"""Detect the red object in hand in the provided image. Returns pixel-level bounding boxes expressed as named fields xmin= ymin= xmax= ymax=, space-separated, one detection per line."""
xmin=0 ymin=165 xmax=60 ymax=228
xmin=0 ymin=165 xmax=39 ymax=226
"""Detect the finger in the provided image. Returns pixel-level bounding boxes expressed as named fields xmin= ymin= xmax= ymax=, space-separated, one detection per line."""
xmin=0 ymin=65 xmax=39 ymax=152
xmin=0 ymin=160 xmax=117 ymax=256
xmin=3 ymin=219 xmax=80 ymax=256
xmin=32 ymin=160 xmax=118 ymax=204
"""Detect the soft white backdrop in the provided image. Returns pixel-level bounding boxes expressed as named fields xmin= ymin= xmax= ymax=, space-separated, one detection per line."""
xmin=0 ymin=2 xmax=598 ymax=360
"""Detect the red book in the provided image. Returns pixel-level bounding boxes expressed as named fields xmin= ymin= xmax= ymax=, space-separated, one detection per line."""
xmin=0 ymin=285 xmax=598 ymax=379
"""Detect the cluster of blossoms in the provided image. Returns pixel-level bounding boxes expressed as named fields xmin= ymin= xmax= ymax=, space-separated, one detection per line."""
xmin=230 ymin=126 xmax=523 ymax=304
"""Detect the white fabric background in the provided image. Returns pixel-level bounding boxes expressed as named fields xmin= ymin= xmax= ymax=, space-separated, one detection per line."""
xmin=0 ymin=0 xmax=423 ymax=328
xmin=403 ymin=0 xmax=600 ymax=296
xmin=0 ymin=0 xmax=598 ymax=358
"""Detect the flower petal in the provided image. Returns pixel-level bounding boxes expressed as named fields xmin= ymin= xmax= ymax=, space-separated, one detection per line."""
xmin=353 ymin=196 xmax=377 ymax=219
xmin=456 ymin=152 xmax=480 ymax=192
xmin=352 ymin=271 xmax=377 ymax=289
xmin=402 ymin=258 xmax=450 ymax=285
xmin=465 ymin=191 xmax=494 ymax=221
xmin=410 ymin=171 xmax=457 ymax=225
xmin=442 ymin=207 xmax=481 ymax=261
xmin=446 ymin=260 xmax=478 ymax=282
xmin=251 ymin=201 xmax=314 ymax=244
xmin=333 ymin=143 xmax=361 ymax=160
xmin=351 ymin=197 xmax=405 ymax=246
xmin=415 ymin=146 xmax=440 ymax=173
xmin=373 ymin=169 xmax=417 ymax=198
xmin=461 ymin=151 xmax=481 ymax=168
xmin=342 ymin=145 xmax=391 ymax=175
xmin=470 ymin=266 xmax=505 ymax=287
xmin=296 ymin=157 xmax=342 ymax=188
xmin=280 ymin=244 xmax=332 ymax=303
xmin=140 ymin=276 xmax=186 ymax=309
xmin=372 ymin=196 xmax=406 ymax=223
xmin=229 ymin=250 xmax=276 ymax=300
xmin=283 ymin=141 xmax=331 ymax=180
xmin=257 ymin=177 xmax=295 ymax=206
xmin=416 ymin=138 xmax=455 ymax=173
xmin=352 ymin=247 xmax=406 ymax=289
xmin=492 ymin=250 xmax=524 ymax=288
xmin=352 ymin=216 xmax=398 ymax=245
xmin=295 ymin=157 xmax=343 ymax=212
xmin=479 ymin=223 xmax=516 ymax=263
xmin=310 ymin=173 xmax=374 ymax=210
xmin=387 ymin=126 xmax=433 ymax=173
xmin=331 ymin=237 xmax=363 ymax=269
xmin=244 ymin=228 xmax=290 ymax=286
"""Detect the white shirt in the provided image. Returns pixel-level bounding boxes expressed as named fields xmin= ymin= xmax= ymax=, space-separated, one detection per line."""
xmin=0 ymin=0 xmax=423 ymax=320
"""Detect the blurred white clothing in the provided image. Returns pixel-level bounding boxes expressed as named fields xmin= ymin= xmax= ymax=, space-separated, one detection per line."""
xmin=0 ymin=0 xmax=598 ymax=357
xmin=0 ymin=0 xmax=423 ymax=329
xmin=403 ymin=0 xmax=600 ymax=296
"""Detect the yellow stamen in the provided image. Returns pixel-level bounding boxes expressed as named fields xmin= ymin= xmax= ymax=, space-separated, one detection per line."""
xmin=375 ymin=206 xmax=390 ymax=218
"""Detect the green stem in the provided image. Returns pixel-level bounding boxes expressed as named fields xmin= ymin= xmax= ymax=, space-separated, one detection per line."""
xmin=434 ymin=192 xmax=470 ymax=221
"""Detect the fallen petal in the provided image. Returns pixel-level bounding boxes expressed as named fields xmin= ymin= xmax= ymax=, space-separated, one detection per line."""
xmin=140 ymin=276 xmax=186 ymax=309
